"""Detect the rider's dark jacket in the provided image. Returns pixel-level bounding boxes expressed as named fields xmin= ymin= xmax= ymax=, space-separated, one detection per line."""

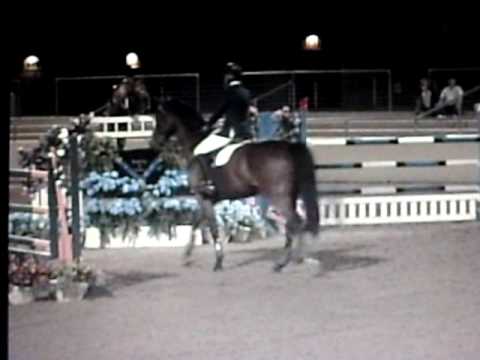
xmin=207 ymin=80 xmax=252 ymax=140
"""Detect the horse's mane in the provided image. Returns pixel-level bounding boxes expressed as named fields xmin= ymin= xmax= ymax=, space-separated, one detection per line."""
xmin=161 ymin=98 xmax=205 ymax=133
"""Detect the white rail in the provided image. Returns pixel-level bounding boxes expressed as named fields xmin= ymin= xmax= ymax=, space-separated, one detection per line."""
xmin=319 ymin=193 xmax=479 ymax=225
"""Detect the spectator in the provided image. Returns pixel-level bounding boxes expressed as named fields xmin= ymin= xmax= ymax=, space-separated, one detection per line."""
xmin=131 ymin=78 xmax=151 ymax=114
xmin=103 ymin=76 xmax=151 ymax=116
xmin=436 ymin=78 xmax=464 ymax=118
xmin=272 ymin=105 xmax=302 ymax=142
xmin=415 ymin=78 xmax=433 ymax=117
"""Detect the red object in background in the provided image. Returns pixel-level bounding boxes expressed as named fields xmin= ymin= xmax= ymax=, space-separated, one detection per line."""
xmin=299 ymin=97 xmax=309 ymax=111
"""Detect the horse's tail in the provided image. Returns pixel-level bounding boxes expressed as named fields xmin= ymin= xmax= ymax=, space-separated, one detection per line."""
xmin=290 ymin=142 xmax=319 ymax=235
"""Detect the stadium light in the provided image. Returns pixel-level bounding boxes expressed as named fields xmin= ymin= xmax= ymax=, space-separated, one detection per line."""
xmin=303 ymin=34 xmax=321 ymax=51
xmin=126 ymin=52 xmax=140 ymax=69
xmin=23 ymin=55 xmax=40 ymax=71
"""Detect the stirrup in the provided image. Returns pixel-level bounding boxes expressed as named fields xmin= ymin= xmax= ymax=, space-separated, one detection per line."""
xmin=198 ymin=180 xmax=216 ymax=196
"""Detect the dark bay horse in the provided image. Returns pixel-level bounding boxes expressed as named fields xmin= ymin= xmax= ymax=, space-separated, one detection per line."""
xmin=151 ymin=99 xmax=319 ymax=272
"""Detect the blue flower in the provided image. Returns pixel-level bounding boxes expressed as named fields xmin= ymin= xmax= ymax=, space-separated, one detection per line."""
xmin=86 ymin=199 xmax=100 ymax=213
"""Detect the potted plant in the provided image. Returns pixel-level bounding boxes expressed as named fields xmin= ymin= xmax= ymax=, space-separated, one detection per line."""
xmin=9 ymin=254 xmax=97 ymax=304
xmin=31 ymin=262 xmax=52 ymax=300
xmin=48 ymin=261 xmax=95 ymax=302
xmin=8 ymin=254 xmax=36 ymax=305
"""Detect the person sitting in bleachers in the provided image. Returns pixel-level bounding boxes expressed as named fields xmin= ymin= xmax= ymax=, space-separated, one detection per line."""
xmin=436 ymin=78 xmax=464 ymax=119
xmin=272 ymin=105 xmax=302 ymax=142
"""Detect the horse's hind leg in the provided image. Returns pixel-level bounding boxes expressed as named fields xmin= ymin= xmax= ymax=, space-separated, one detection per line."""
xmin=272 ymin=198 xmax=303 ymax=272
xmin=273 ymin=233 xmax=295 ymax=272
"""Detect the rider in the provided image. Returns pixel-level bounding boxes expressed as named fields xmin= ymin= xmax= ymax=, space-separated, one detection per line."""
xmin=194 ymin=62 xmax=253 ymax=157
xmin=207 ymin=62 xmax=253 ymax=140
xmin=192 ymin=62 xmax=253 ymax=195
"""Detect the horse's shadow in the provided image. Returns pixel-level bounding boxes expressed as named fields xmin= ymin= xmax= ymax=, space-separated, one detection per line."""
xmin=229 ymin=244 xmax=386 ymax=276
xmin=87 ymin=271 xmax=178 ymax=300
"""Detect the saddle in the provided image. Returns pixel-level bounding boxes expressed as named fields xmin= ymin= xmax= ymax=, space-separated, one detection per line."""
xmin=192 ymin=131 xmax=251 ymax=197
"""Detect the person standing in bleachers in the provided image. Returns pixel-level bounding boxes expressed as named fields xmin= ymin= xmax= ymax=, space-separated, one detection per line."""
xmin=415 ymin=78 xmax=433 ymax=118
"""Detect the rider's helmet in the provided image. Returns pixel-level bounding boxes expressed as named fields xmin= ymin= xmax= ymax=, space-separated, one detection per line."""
xmin=224 ymin=62 xmax=243 ymax=85
xmin=225 ymin=62 xmax=242 ymax=77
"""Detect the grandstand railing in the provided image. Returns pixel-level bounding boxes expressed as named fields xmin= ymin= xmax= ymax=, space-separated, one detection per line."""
xmin=241 ymin=69 xmax=393 ymax=112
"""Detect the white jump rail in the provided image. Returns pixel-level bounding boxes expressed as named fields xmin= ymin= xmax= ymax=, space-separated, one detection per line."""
xmin=307 ymin=133 xmax=480 ymax=146
xmin=319 ymin=192 xmax=480 ymax=226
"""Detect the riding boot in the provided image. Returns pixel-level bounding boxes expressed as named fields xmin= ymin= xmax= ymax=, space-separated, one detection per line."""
xmin=197 ymin=155 xmax=216 ymax=197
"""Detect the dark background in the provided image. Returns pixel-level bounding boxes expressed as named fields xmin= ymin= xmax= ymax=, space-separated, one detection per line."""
xmin=7 ymin=10 xmax=480 ymax=114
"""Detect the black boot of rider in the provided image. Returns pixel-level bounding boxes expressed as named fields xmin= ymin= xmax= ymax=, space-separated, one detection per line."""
xmin=198 ymin=154 xmax=216 ymax=197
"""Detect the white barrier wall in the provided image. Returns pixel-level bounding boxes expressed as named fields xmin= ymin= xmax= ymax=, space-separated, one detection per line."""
xmin=319 ymin=193 xmax=479 ymax=226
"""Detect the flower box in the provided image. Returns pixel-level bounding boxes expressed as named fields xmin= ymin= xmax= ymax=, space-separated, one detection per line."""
xmin=52 ymin=279 xmax=90 ymax=302
xmin=32 ymin=276 xmax=53 ymax=300
xmin=231 ymin=225 xmax=252 ymax=243
xmin=84 ymin=225 xmax=203 ymax=249
xmin=9 ymin=286 xmax=34 ymax=305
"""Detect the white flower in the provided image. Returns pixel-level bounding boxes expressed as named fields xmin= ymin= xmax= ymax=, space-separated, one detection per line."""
xmin=58 ymin=128 xmax=69 ymax=139
xmin=56 ymin=149 xmax=66 ymax=157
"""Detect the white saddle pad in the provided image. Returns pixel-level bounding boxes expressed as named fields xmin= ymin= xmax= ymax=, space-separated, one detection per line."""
xmin=193 ymin=130 xmax=251 ymax=167
xmin=193 ymin=134 xmax=232 ymax=156
xmin=214 ymin=141 xmax=250 ymax=167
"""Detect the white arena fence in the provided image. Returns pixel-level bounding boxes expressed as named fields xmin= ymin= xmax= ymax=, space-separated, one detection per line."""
xmin=319 ymin=193 xmax=479 ymax=226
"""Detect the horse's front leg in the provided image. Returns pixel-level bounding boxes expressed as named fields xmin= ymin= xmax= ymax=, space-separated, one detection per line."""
xmin=201 ymin=199 xmax=223 ymax=271
xmin=187 ymin=159 xmax=223 ymax=271
xmin=183 ymin=214 xmax=202 ymax=267
xmin=183 ymin=193 xmax=210 ymax=266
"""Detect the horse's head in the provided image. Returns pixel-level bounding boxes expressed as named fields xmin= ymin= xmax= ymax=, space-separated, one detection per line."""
xmin=150 ymin=98 xmax=205 ymax=151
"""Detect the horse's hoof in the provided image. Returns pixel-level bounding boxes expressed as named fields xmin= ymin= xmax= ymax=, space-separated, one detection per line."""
xmin=213 ymin=263 xmax=223 ymax=272
xmin=183 ymin=259 xmax=194 ymax=267
xmin=304 ymin=257 xmax=320 ymax=266
xmin=293 ymin=257 xmax=305 ymax=265
xmin=304 ymin=258 xmax=324 ymax=276
xmin=273 ymin=263 xmax=284 ymax=273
